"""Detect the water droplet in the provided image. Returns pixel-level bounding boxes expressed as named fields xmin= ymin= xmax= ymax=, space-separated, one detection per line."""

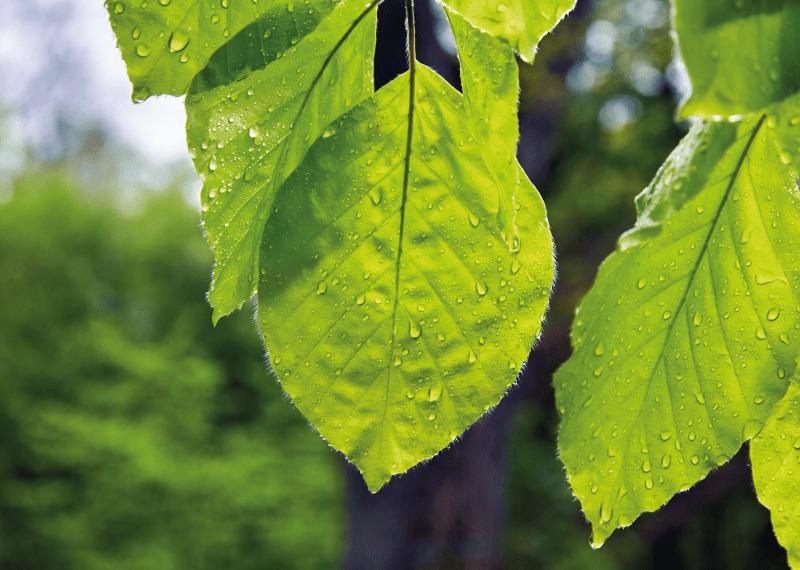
xmin=694 ymin=392 xmax=705 ymax=405
xmin=645 ymin=476 xmax=654 ymax=490
xmin=429 ymin=386 xmax=441 ymax=401
xmin=409 ymin=320 xmax=421 ymax=339
xmin=662 ymin=311 xmax=672 ymax=320
xmin=469 ymin=212 xmax=479 ymax=227
xmin=637 ymin=277 xmax=647 ymax=289
xmin=779 ymin=332 xmax=790 ymax=345
xmin=356 ymin=294 xmax=365 ymax=305
xmin=496 ymin=2 xmax=508 ymax=11
xmin=754 ymin=396 xmax=765 ymax=404
xmin=600 ymin=501 xmax=612 ymax=523
xmin=369 ymin=187 xmax=382 ymax=205
xmin=642 ymin=458 xmax=652 ymax=473
xmin=394 ymin=356 xmax=402 ymax=367
xmin=169 ymin=30 xmax=190 ymax=52
xmin=662 ymin=454 xmax=671 ymax=468
xmin=287 ymin=0 xmax=294 ymax=11
xmin=317 ymin=281 xmax=327 ymax=294
xmin=209 ymin=158 xmax=218 ymax=171
xmin=594 ymin=342 xmax=605 ymax=356
xmin=428 ymin=413 xmax=436 ymax=421
xmin=114 ymin=1 xmax=124 ymax=13
xmin=690 ymin=455 xmax=699 ymax=465
xmin=756 ymin=326 xmax=767 ymax=340
xmin=249 ymin=126 xmax=260 ymax=138
xmin=476 ymin=280 xmax=487 ymax=296
xmin=767 ymin=307 xmax=780 ymax=321
xmin=511 ymin=260 xmax=521 ymax=274
xmin=716 ymin=454 xmax=729 ymax=466
xmin=660 ymin=430 xmax=672 ymax=441
xmin=132 ymin=26 xmax=141 ymax=39
xmin=273 ymin=355 xmax=282 ymax=365
xmin=406 ymin=391 xmax=414 ymax=399
xmin=135 ymin=43 xmax=151 ymax=57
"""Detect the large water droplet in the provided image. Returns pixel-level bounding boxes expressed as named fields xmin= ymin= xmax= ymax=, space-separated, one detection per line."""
xmin=317 ymin=281 xmax=327 ymax=294
xmin=428 ymin=386 xmax=442 ymax=401
xmin=409 ymin=319 xmax=421 ymax=339
xmin=476 ymin=280 xmax=487 ymax=296
xmin=169 ymin=30 xmax=190 ymax=52
xmin=136 ymin=43 xmax=151 ymax=57
xmin=369 ymin=187 xmax=382 ymax=205
xmin=767 ymin=307 xmax=781 ymax=321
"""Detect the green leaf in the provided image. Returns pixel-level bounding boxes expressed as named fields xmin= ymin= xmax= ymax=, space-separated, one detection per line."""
xmin=555 ymin=116 xmax=800 ymax=546
xmin=107 ymin=0 xmax=340 ymax=100
xmin=256 ymin=65 xmax=554 ymax=491
xmin=446 ymin=8 xmax=520 ymax=247
xmin=187 ymin=0 xmax=378 ymax=321
xmin=751 ymin=381 xmax=800 ymax=570
xmin=674 ymin=0 xmax=800 ymax=117
xmin=439 ymin=0 xmax=575 ymax=62
xmin=674 ymin=0 xmax=800 ymax=175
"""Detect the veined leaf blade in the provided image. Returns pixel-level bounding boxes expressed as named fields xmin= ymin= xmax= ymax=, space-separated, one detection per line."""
xmin=751 ymin=381 xmax=800 ymax=570
xmin=673 ymin=0 xmax=800 ymax=177
xmin=446 ymin=8 xmax=519 ymax=249
xmin=438 ymin=0 xmax=575 ymax=62
xmin=257 ymin=66 xmax=554 ymax=491
xmin=556 ymin=117 xmax=800 ymax=546
xmin=187 ymin=0 xmax=378 ymax=321
xmin=107 ymin=0 xmax=340 ymax=100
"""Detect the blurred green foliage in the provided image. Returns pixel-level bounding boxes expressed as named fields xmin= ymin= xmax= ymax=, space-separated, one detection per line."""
xmin=0 ymin=173 xmax=344 ymax=569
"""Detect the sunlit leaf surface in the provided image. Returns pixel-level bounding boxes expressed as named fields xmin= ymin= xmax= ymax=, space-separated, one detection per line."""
xmin=107 ymin=0 xmax=340 ymax=100
xmin=752 ymin=381 xmax=800 ymax=570
xmin=257 ymin=67 xmax=554 ymax=491
xmin=187 ymin=0 xmax=377 ymax=321
xmin=439 ymin=0 xmax=575 ymax=62
xmin=556 ymin=117 xmax=800 ymax=546
xmin=674 ymin=0 xmax=800 ymax=175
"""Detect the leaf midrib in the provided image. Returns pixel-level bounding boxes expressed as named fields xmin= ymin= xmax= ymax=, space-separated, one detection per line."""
xmin=595 ymin=114 xmax=767 ymax=515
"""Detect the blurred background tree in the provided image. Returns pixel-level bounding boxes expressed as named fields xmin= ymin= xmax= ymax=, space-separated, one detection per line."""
xmin=0 ymin=0 xmax=792 ymax=568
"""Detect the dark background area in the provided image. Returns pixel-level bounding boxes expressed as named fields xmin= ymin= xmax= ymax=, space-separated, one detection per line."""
xmin=0 ymin=0 xmax=791 ymax=568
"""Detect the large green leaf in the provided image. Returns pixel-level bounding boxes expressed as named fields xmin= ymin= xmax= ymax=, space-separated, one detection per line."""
xmin=439 ymin=0 xmax=575 ymax=62
xmin=256 ymin=65 xmax=554 ymax=491
xmin=555 ymin=116 xmax=800 ymax=546
xmin=187 ymin=0 xmax=378 ymax=321
xmin=674 ymin=0 xmax=800 ymax=175
xmin=752 ymin=381 xmax=800 ymax=570
xmin=107 ymin=0 xmax=340 ymax=100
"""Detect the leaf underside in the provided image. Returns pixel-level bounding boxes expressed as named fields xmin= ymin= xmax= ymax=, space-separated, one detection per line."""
xmin=556 ymin=117 xmax=800 ymax=546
